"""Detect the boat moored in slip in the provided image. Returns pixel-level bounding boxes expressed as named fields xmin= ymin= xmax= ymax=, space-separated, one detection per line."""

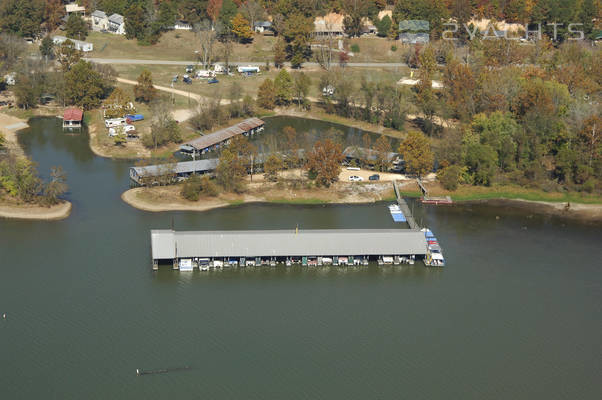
xmin=422 ymin=228 xmax=446 ymax=267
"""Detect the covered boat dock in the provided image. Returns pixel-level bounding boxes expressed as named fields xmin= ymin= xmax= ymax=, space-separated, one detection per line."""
xmin=181 ymin=118 xmax=265 ymax=155
xmin=151 ymin=229 xmax=428 ymax=270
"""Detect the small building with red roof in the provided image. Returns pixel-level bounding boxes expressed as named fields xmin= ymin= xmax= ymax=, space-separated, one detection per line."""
xmin=63 ymin=107 xmax=83 ymax=130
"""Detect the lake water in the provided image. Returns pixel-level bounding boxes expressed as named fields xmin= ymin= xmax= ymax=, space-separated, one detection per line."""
xmin=1 ymin=118 xmax=601 ymax=399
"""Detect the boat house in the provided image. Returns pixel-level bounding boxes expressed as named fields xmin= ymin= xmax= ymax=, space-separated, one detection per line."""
xmin=150 ymin=229 xmax=428 ymax=270
xmin=181 ymin=118 xmax=265 ymax=155
xmin=63 ymin=108 xmax=83 ymax=130
xmin=129 ymin=159 xmax=219 ymax=185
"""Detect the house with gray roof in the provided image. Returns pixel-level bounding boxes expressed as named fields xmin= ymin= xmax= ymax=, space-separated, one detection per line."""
xmin=91 ymin=10 xmax=108 ymax=31
xmin=107 ymin=13 xmax=125 ymax=35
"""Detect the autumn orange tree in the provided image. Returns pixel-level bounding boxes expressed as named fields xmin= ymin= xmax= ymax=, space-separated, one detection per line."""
xmin=305 ymin=139 xmax=344 ymax=187
xmin=398 ymin=131 xmax=433 ymax=178
xmin=231 ymin=13 xmax=253 ymax=43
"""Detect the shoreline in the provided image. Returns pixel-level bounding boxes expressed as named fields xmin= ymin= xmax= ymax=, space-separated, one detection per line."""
xmin=0 ymin=111 xmax=73 ymax=221
xmin=462 ymin=198 xmax=602 ymax=221
xmin=121 ymin=181 xmax=398 ymax=213
xmin=0 ymin=200 xmax=72 ymax=221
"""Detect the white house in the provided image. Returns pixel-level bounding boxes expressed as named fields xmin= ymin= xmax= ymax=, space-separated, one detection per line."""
xmin=107 ymin=14 xmax=126 ymax=35
xmin=65 ymin=3 xmax=86 ymax=16
xmin=91 ymin=10 xmax=108 ymax=31
xmin=172 ymin=20 xmax=192 ymax=30
xmin=53 ymin=36 xmax=94 ymax=52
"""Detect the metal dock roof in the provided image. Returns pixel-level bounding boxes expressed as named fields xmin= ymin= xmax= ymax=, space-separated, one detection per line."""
xmin=151 ymin=229 xmax=427 ymax=259
xmin=131 ymin=158 xmax=219 ymax=177
xmin=185 ymin=118 xmax=264 ymax=151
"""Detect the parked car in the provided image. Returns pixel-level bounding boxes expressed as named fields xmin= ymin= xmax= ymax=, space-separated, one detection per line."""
xmin=208 ymin=78 xmax=219 ymax=84
xmin=125 ymin=114 xmax=144 ymax=122
xmin=369 ymin=174 xmax=380 ymax=181
xmin=346 ymin=167 xmax=360 ymax=171
xmin=172 ymin=75 xmax=179 ymax=83
xmin=185 ymin=65 xmax=195 ymax=73
xmin=183 ymin=75 xmax=192 ymax=84
xmin=348 ymin=175 xmax=363 ymax=182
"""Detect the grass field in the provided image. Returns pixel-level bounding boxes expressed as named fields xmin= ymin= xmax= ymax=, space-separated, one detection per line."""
xmin=112 ymin=64 xmax=410 ymax=101
xmin=86 ymin=30 xmax=411 ymax=64
xmin=88 ymin=30 xmax=278 ymax=62
xmin=401 ymin=183 xmax=602 ymax=204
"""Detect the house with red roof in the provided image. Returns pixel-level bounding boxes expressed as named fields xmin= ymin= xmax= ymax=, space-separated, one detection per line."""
xmin=63 ymin=107 xmax=83 ymax=130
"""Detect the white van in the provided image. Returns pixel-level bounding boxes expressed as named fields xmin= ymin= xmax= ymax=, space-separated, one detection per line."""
xmin=105 ymin=118 xmax=126 ymax=128
xmin=195 ymin=70 xmax=214 ymax=78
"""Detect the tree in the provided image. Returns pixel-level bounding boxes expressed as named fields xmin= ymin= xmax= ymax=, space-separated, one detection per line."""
xmin=44 ymin=0 xmax=65 ymax=31
xmin=472 ymin=112 xmax=520 ymax=172
xmin=181 ymin=174 xmax=203 ymax=201
xmin=342 ymin=0 xmax=373 ymax=38
xmin=273 ymin=38 xmax=286 ymax=68
xmin=416 ymin=46 xmax=438 ymax=135
xmin=398 ymin=131 xmax=433 ymax=177
xmin=264 ymin=154 xmax=283 ymax=182
xmin=39 ymin=35 xmax=54 ymax=60
xmin=43 ymin=166 xmax=68 ymax=205
xmin=195 ymin=20 xmax=218 ymax=68
xmin=438 ymin=165 xmax=462 ymax=191
xmin=374 ymin=135 xmax=392 ymax=172
xmin=257 ymin=78 xmax=276 ymax=109
xmin=306 ymin=139 xmax=344 ymax=187
xmin=219 ymin=0 xmax=238 ymax=30
xmin=376 ymin=15 xmax=392 ymax=37
xmin=240 ymin=0 xmax=265 ymax=30
xmin=143 ymin=99 xmax=182 ymax=150
xmin=13 ymin=73 xmax=38 ymax=109
xmin=64 ymin=61 xmax=106 ymax=110
xmin=103 ymin=87 xmax=132 ymax=119
xmin=216 ymin=148 xmax=246 ymax=192
xmin=65 ymin=14 xmax=88 ymax=40
xmin=0 ymin=0 xmax=44 ymax=38
xmin=274 ymin=69 xmax=294 ymax=105
xmin=207 ymin=0 xmax=223 ymax=26
xmin=293 ymin=72 xmax=310 ymax=109
xmin=231 ymin=13 xmax=253 ymax=43
xmin=0 ymin=132 xmax=5 ymax=149
xmin=282 ymin=13 xmax=313 ymax=68
xmin=133 ymin=70 xmax=157 ymax=103
xmin=56 ymin=39 xmax=82 ymax=72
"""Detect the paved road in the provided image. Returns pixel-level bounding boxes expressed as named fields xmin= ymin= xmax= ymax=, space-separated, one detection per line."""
xmin=86 ymin=58 xmax=408 ymax=68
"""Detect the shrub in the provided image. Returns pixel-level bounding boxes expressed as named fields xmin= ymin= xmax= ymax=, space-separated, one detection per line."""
xmin=181 ymin=175 xmax=202 ymax=201
xmin=200 ymin=175 xmax=218 ymax=196
xmin=438 ymin=165 xmax=462 ymax=191
xmin=350 ymin=44 xmax=360 ymax=53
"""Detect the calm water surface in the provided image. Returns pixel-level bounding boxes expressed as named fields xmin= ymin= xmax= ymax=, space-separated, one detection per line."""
xmin=1 ymin=118 xmax=601 ymax=399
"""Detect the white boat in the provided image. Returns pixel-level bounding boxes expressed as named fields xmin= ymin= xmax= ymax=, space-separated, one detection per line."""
xmin=178 ymin=259 xmax=193 ymax=271
xmin=213 ymin=260 xmax=223 ymax=268
xmin=322 ymin=257 xmax=333 ymax=265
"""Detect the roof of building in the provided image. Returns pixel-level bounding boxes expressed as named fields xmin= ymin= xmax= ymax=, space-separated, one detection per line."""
xmin=64 ymin=108 xmax=83 ymax=121
xmin=66 ymin=3 xmax=86 ymax=13
xmin=184 ymin=118 xmax=265 ymax=151
xmin=52 ymin=36 xmax=92 ymax=48
xmin=314 ymin=13 xmax=345 ymax=33
xmin=132 ymin=158 xmax=219 ymax=177
xmin=108 ymin=14 xmax=124 ymax=24
xmin=254 ymin=21 xmax=272 ymax=27
xmin=151 ymin=229 xmax=428 ymax=259
xmin=91 ymin=10 xmax=107 ymax=19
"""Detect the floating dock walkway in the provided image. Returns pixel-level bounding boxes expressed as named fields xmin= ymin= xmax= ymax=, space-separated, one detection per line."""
xmin=393 ymin=181 xmax=419 ymax=229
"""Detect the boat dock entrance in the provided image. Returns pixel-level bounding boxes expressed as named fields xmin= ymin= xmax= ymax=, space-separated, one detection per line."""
xmin=150 ymin=229 xmax=428 ymax=270
xmin=393 ymin=181 xmax=419 ymax=229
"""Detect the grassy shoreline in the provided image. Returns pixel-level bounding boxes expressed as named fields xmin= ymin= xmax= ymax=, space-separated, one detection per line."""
xmin=400 ymin=184 xmax=602 ymax=205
